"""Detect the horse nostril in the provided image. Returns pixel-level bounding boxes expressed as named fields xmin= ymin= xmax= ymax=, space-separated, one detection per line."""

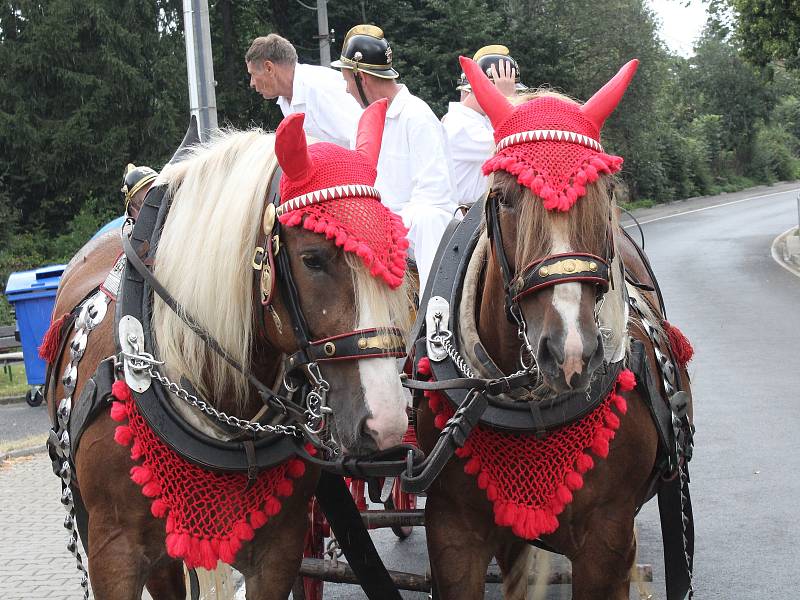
xmin=537 ymin=336 xmax=563 ymax=375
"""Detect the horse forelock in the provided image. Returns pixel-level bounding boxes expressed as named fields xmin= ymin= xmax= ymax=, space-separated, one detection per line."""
xmin=152 ymin=129 xmax=277 ymax=407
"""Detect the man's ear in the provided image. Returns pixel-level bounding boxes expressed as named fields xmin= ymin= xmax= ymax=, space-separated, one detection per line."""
xmin=263 ymin=60 xmax=274 ymax=74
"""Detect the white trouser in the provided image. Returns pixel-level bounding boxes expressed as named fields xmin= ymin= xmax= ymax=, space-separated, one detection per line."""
xmin=400 ymin=204 xmax=453 ymax=293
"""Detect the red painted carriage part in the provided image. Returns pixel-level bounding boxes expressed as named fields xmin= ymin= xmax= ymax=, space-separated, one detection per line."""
xmin=417 ymin=356 xmax=634 ymax=541
xmin=110 ymin=379 xmax=311 ymax=570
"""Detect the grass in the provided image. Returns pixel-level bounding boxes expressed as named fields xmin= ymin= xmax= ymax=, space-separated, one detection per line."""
xmin=0 ymin=433 xmax=47 ymax=455
xmin=620 ymin=198 xmax=657 ymax=211
xmin=0 ymin=362 xmax=30 ymax=398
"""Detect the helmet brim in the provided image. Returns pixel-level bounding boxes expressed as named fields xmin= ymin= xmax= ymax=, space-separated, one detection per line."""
xmin=331 ymin=60 xmax=399 ymax=79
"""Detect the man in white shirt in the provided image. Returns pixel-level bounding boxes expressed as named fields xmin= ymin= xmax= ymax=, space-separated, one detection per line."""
xmin=245 ymin=34 xmax=362 ymax=148
xmin=442 ymin=45 xmax=528 ymax=205
xmin=331 ymin=25 xmax=457 ymax=292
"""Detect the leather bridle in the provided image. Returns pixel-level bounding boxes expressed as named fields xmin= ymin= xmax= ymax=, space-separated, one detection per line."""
xmin=251 ymin=167 xmax=407 ymax=375
xmin=484 ymin=188 xmax=614 ymax=329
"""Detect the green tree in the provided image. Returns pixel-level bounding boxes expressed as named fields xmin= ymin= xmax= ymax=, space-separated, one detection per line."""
xmin=732 ymin=0 xmax=800 ymax=68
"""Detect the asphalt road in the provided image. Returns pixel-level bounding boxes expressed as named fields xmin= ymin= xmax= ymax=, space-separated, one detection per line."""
xmin=317 ymin=182 xmax=800 ymax=600
xmin=0 ymin=399 xmax=49 ymax=448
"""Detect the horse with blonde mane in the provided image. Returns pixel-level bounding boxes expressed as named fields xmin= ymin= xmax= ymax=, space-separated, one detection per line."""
xmin=44 ymin=100 xmax=413 ymax=599
xmin=412 ymin=58 xmax=695 ymax=600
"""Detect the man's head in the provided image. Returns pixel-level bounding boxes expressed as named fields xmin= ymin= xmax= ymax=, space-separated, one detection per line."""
xmin=456 ymin=45 xmax=527 ymax=95
xmin=331 ymin=25 xmax=399 ymax=108
xmin=245 ymin=34 xmax=298 ymax=100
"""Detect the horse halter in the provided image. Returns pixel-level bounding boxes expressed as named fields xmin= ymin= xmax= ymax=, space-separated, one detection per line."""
xmin=484 ymin=188 xmax=614 ymax=344
xmin=251 ymin=168 xmax=406 ymax=435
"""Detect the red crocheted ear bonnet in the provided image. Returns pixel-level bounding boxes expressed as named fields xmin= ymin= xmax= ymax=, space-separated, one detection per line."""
xmin=275 ymin=99 xmax=408 ymax=288
xmin=460 ymin=56 xmax=639 ymax=211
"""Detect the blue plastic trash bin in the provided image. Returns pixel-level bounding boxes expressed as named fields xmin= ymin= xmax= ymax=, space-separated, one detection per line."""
xmin=4 ymin=264 xmax=66 ymax=386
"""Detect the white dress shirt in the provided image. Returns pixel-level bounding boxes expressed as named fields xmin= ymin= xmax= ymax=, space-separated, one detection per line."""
xmin=277 ymin=63 xmax=362 ymax=147
xmin=442 ymin=101 xmax=494 ymax=205
xmin=373 ymin=85 xmax=458 ymax=291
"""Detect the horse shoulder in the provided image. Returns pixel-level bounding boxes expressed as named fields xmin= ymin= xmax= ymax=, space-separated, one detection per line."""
xmin=55 ymin=231 xmax=123 ymax=316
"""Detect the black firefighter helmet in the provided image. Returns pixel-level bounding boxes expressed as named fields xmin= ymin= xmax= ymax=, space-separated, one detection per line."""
xmin=456 ymin=45 xmax=527 ymax=92
xmin=331 ymin=24 xmax=399 ymax=79
xmin=121 ymin=163 xmax=157 ymax=206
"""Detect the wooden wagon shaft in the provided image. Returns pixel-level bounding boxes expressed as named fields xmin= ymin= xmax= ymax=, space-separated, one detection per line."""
xmin=359 ymin=509 xmax=425 ymax=528
xmin=299 ymin=558 xmax=653 ymax=591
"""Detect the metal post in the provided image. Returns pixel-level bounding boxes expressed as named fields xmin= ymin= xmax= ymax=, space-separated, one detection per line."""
xmin=796 ymin=193 xmax=799 ymax=233
xmin=317 ymin=0 xmax=331 ymax=66
xmin=183 ymin=0 xmax=218 ymax=141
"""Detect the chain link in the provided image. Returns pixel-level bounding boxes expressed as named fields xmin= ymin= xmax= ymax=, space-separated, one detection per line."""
xmin=148 ymin=367 xmax=302 ymax=437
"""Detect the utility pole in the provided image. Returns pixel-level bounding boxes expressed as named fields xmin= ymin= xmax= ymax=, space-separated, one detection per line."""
xmin=316 ymin=0 xmax=331 ymax=66
xmin=183 ymin=0 xmax=218 ymax=141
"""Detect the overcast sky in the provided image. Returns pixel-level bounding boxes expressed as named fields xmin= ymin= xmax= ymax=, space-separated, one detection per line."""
xmin=649 ymin=0 xmax=710 ymax=56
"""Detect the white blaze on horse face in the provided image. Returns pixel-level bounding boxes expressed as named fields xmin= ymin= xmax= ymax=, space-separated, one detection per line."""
xmin=357 ymin=297 xmax=408 ymax=450
xmin=550 ymin=219 xmax=584 ymax=386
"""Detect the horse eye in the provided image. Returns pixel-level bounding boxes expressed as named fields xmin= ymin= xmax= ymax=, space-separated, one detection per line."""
xmin=301 ymin=254 xmax=324 ymax=270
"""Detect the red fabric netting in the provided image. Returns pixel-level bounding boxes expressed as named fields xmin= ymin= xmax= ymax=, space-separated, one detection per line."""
xmin=482 ymin=96 xmax=623 ymax=212
xmin=279 ymin=142 xmax=409 ymax=289
xmin=110 ymin=380 xmax=310 ymax=569
xmin=417 ymin=357 xmax=634 ymax=540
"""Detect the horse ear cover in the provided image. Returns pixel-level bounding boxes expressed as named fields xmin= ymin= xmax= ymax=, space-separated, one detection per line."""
xmin=460 ymin=56 xmax=639 ymax=211
xmin=275 ymin=100 xmax=409 ymax=288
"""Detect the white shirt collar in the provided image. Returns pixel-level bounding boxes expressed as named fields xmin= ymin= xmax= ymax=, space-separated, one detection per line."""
xmin=278 ymin=63 xmax=306 ymax=108
xmin=386 ymin=85 xmax=411 ymax=119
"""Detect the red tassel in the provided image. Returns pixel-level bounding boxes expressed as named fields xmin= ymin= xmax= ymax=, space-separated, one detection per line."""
xmin=233 ymin=520 xmax=254 ymax=542
xmin=219 ymin=539 xmax=237 ymax=564
xmin=591 ymin=436 xmax=610 ymax=458
xmin=604 ymin=411 xmax=621 ymax=429
xmin=416 ymin=357 xmax=431 ymax=377
xmin=556 ymin=485 xmax=573 ymax=504
xmin=200 ymin=538 xmax=218 ymax=570
xmin=276 ymin=479 xmax=294 ymax=497
xmin=576 ymin=452 xmax=594 ymax=473
xmin=565 ymin=470 xmax=584 ymax=491
xmin=142 ymin=481 xmax=162 ymax=498
xmin=664 ymin=321 xmax=694 ymax=367
xmin=114 ymin=425 xmax=133 ymax=446
xmin=38 ymin=313 xmax=69 ymax=363
xmin=486 ymin=483 xmax=498 ymax=501
xmin=464 ymin=456 xmax=481 ymax=475
xmin=433 ymin=414 xmax=447 ymax=429
xmin=611 ymin=393 xmax=628 ymax=414
xmin=130 ymin=440 xmax=143 ymax=460
xmin=477 ymin=471 xmax=490 ymax=490
xmin=287 ymin=458 xmax=306 ymax=478
xmin=617 ymin=369 xmax=636 ymax=392
xmin=110 ymin=401 xmax=128 ymax=422
xmin=250 ymin=510 xmax=268 ymax=529
xmin=454 ymin=446 xmax=470 ymax=458
xmin=151 ymin=499 xmax=168 ymax=518
xmin=264 ymin=496 xmax=282 ymax=517
xmin=111 ymin=380 xmax=133 ymax=403
xmin=130 ymin=466 xmax=152 ymax=485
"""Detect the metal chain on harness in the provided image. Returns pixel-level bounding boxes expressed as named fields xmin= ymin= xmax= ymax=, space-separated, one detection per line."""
xmin=428 ymin=311 xmax=536 ymax=384
xmin=48 ymin=291 xmax=110 ymax=600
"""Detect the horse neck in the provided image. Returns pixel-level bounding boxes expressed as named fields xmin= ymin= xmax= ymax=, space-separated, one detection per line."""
xmin=476 ymin=248 xmax=523 ymax=374
xmin=214 ymin=343 xmax=284 ymax=419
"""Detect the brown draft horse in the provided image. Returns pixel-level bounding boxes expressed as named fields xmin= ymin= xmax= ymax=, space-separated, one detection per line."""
xmin=47 ymin=111 xmax=411 ymax=599
xmin=417 ymin=61 xmax=693 ymax=599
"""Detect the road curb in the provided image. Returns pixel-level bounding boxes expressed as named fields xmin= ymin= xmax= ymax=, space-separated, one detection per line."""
xmin=0 ymin=442 xmax=48 ymax=465
xmin=0 ymin=394 xmax=26 ymax=406
xmin=771 ymin=228 xmax=800 ymax=279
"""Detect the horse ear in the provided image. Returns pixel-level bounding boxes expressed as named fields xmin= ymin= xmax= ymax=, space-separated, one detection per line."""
xmin=275 ymin=113 xmax=313 ymax=181
xmin=355 ymin=98 xmax=388 ymax=167
xmin=459 ymin=56 xmax=514 ymax=131
xmin=581 ymin=59 xmax=639 ymax=131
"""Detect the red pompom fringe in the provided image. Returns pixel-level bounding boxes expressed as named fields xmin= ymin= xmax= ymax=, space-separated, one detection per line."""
xmin=663 ymin=321 xmax=694 ymax=367
xmin=110 ymin=380 xmax=309 ymax=569
xmin=38 ymin=313 xmax=70 ymax=363
xmin=420 ymin=361 xmax=634 ymax=541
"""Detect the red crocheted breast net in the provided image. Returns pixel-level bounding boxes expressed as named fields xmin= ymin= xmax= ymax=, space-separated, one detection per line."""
xmin=110 ymin=380 xmax=309 ymax=570
xmin=279 ymin=142 xmax=409 ymax=288
xmin=417 ymin=357 xmax=634 ymax=540
xmin=483 ymin=97 xmax=623 ymax=212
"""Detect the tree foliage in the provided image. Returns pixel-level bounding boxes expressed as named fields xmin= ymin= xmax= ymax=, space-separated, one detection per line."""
xmin=1 ymin=0 xmax=800 ymax=325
